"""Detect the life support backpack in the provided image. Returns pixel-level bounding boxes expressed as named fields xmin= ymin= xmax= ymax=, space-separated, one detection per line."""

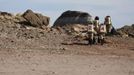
xmin=99 ymin=24 xmax=106 ymax=33
xmin=105 ymin=17 xmax=112 ymax=25
xmin=88 ymin=24 xmax=94 ymax=33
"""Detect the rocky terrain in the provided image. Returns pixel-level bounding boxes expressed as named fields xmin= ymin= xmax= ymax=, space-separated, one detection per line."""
xmin=117 ymin=24 xmax=134 ymax=37
xmin=0 ymin=10 xmax=134 ymax=75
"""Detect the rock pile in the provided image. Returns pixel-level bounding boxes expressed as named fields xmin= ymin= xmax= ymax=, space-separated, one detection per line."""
xmin=0 ymin=10 xmax=66 ymax=50
xmin=0 ymin=11 xmax=13 ymax=21
xmin=117 ymin=24 xmax=134 ymax=37
xmin=0 ymin=10 xmax=50 ymax=29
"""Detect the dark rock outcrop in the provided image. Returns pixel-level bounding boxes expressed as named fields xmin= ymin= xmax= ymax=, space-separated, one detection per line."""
xmin=0 ymin=11 xmax=13 ymax=16
xmin=52 ymin=10 xmax=93 ymax=36
xmin=22 ymin=9 xmax=50 ymax=28
xmin=53 ymin=10 xmax=92 ymax=27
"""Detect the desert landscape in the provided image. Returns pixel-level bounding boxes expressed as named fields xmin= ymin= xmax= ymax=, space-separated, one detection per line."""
xmin=0 ymin=10 xmax=134 ymax=75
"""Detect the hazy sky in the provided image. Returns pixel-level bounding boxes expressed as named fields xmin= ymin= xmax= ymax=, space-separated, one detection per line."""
xmin=0 ymin=0 xmax=133 ymax=28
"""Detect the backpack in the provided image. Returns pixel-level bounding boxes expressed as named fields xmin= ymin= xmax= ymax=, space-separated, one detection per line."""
xmin=99 ymin=24 xmax=106 ymax=33
xmin=88 ymin=24 xmax=94 ymax=33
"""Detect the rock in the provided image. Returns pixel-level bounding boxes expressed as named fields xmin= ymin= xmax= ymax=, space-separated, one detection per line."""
xmin=53 ymin=10 xmax=92 ymax=27
xmin=52 ymin=10 xmax=92 ymax=36
xmin=0 ymin=11 xmax=13 ymax=16
xmin=129 ymin=33 xmax=134 ymax=38
xmin=22 ymin=9 xmax=50 ymax=28
xmin=0 ymin=11 xmax=13 ymax=20
xmin=117 ymin=24 xmax=134 ymax=38
xmin=14 ymin=13 xmax=24 ymax=21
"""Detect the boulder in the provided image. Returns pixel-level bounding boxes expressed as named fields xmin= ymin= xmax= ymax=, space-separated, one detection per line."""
xmin=22 ymin=9 xmax=50 ymax=28
xmin=53 ymin=10 xmax=92 ymax=27
xmin=52 ymin=10 xmax=92 ymax=35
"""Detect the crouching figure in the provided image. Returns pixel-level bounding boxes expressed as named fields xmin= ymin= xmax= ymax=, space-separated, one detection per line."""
xmin=98 ymin=23 xmax=107 ymax=45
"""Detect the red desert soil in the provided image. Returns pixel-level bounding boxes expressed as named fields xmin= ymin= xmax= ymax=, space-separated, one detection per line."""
xmin=0 ymin=37 xmax=134 ymax=75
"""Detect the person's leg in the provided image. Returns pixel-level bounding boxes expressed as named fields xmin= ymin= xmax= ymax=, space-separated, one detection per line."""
xmin=107 ymin=24 xmax=113 ymax=35
xmin=100 ymin=34 xmax=105 ymax=45
xmin=88 ymin=33 xmax=94 ymax=45
xmin=88 ymin=34 xmax=92 ymax=45
xmin=94 ymin=35 xmax=98 ymax=45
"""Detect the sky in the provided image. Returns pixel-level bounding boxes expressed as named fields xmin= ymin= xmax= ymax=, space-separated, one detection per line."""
xmin=0 ymin=0 xmax=134 ymax=28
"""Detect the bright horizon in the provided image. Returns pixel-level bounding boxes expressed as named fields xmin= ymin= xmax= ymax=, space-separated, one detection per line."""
xmin=0 ymin=0 xmax=134 ymax=28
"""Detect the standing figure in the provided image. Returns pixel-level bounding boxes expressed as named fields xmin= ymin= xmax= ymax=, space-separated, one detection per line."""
xmin=104 ymin=16 xmax=112 ymax=34
xmin=93 ymin=16 xmax=100 ymax=44
xmin=98 ymin=23 xmax=107 ymax=45
xmin=87 ymin=22 xmax=94 ymax=45
xmin=93 ymin=16 xmax=100 ymax=33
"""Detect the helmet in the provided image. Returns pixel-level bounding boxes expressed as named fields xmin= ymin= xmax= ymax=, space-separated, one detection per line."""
xmin=95 ymin=16 xmax=99 ymax=20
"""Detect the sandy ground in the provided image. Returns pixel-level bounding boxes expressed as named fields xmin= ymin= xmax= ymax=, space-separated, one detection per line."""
xmin=0 ymin=45 xmax=134 ymax=75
